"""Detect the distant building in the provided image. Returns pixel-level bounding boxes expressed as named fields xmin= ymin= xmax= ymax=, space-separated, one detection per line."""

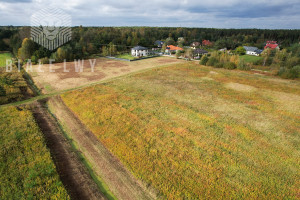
xmin=131 ymin=46 xmax=149 ymax=57
xmin=193 ymin=48 xmax=208 ymax=59
xmin=154 ymin=40 xmax=164 ymax=48
xmin=243 ymin=46 xmax=258 ymax=55
xmin=191 ymin=42 xmax=201 ymax=49
xmin=202 ymin=40 xmax=212 ymax=46
xmin=254 ymin=49 xmax=263 ymax=56
xmin=165 ymin=45 xmax=183 ymax=54
xmin=178 ymin=37 xmax=185 ymax=43
xmin=194 ymin=48 xmax=208 ymax=56
xmin=264 ymin=41 xmax=279 ymax=50
xmin=219 ymin=48 xmax=227 ymax=52
xmin=243 ymin=46 xmax=263 ymax=56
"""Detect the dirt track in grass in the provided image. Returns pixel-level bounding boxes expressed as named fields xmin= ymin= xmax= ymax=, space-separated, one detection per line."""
xmin=32 ymin=101 xmax=106 ymax=200
xmin=47 ymin=96 xmax=157 ymax=200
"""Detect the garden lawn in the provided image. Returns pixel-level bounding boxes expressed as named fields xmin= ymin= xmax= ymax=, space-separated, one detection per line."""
xmin=240 ymin=55 xmax=263 ymax=63
xmin=116 ymin=54 xmax=136 ymax=60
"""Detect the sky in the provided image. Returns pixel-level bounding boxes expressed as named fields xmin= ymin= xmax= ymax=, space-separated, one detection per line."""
xmin=0 ymin=0 xmax=299 ymax=29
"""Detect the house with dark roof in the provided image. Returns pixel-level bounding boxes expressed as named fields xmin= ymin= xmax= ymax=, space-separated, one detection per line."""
xmin=243 ymin=46 xmax=258 ymax=55
xmin=194 ymin=48 xmax=208 ymax=55
xmin=154 ymin=40 xmax=164 ymax=48
xmin=254 ymin=49 xmax=263 ymax=56
xmin=131 ymin=46 xmax=149 ymax=57
xmin=243 ymin=46 xmax=263 ymax=56
xmin=264 ymin=41 xmax=279 ymax=50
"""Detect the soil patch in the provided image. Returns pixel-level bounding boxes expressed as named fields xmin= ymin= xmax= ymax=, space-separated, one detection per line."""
xmin=32 ymin=100 xmax=106 ymax=200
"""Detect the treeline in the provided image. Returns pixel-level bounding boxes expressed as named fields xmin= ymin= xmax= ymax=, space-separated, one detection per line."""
xmin=1 ymin=26 xmax=299 ymax=78
xmin=1 ymin=26 xmax=300 ymax=58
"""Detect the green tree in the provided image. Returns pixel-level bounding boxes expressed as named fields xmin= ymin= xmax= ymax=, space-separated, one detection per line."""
xmin=102 ymin=46 xmax=108 ymax=56
xmin=175 ymin=51 xmax=181 ymax=59
xmin=108 ymin=42 xmax=117 ymax=56
xmin=235 ymin=46 xmax=246 ymax=55
xmin=165 ymin=37 xmax=175 ymax=45
xmin=162 ymin=43 xmax=167 ymax=53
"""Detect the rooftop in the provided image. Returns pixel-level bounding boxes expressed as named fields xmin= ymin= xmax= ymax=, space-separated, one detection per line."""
xmin=132 ymin=46 xmax=148 ymax=50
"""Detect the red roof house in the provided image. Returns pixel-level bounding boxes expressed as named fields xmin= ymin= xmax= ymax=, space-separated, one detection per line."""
xmin=165 ymin=45 xmax=183 ymax=55
xmin=264 ymin=41 xmax=279 ymax=50
xmin=167 ymin=45 xmax=183 ymax=51
xmin=202 ymin=40 xmax=212 ymax=46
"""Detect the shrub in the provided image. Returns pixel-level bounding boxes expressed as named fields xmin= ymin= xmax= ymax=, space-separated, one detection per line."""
xmin=214 ymin=63 xmax=224 ymax=68
xmin=31 ymin=55 xmax=38 ymax=65
xmin=237 ymin=59 xmax=251 ymax=71
xmin=278 ymin=65 xmax=300 ymax=79
xmin=253 ymin=58 xmax=263 ymax=65
xmin=290 ymin=65 xmax=300 ymax=78
xmin=286 ymin=57 xmax=300 ymax=69
xmin=200 ymin=55 xmax=209 ymax=65
xmin=224 ymin=62 xmax=236 ymax=70
xmin=206 ymin=57 xmax=218 ymax=67
xmin=40 ymin=57 xmax=49 ymax=64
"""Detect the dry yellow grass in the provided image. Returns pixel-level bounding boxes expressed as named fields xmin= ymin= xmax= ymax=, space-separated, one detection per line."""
xmin=225 ymin=82 xmax=257 ymax=92
xmin=61 ymin=62 xmax=300 ymax=199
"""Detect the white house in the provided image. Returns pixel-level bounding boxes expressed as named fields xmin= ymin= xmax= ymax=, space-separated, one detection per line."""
xmin=131 ymin=46 xmax=149 ymax=57
xmin=243 ymin=46 xmax=258 ymax=55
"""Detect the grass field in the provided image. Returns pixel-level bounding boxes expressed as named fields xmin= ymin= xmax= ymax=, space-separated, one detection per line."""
xmin=116 ymin=54 xmax=137 ymax=60
xmin=0 ymin=52 xmax=12 ymax=67
xmin=0 ymin=68 xmax=34 ymax=105
xmin=61 ymin=63 xmax=300 ymax=199
xmin=0 ymin=106 xmax=69 ymax=199
xmin=240 ymin=55 xmax=263 ymax=63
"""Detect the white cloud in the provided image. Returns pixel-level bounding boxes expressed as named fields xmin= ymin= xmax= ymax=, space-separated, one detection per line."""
xmin=0 ymin=0 xmax=299 ymax=28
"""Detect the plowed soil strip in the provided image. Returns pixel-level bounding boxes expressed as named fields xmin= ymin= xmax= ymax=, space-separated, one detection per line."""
xmin=32 ymin=101 xmax=106 ymax=200
xmin=47 ymin=96 xmax=157 ymax=200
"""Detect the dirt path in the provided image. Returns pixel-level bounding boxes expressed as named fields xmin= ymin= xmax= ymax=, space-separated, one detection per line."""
xmin=47 ymin=96 xmax=157 ymax=200
xmin=32 ymin=100 xmax=106 ymax=200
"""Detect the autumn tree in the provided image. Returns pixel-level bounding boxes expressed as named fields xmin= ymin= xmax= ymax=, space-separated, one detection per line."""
xmin=18 ymin=38 xmax=35 ymax=61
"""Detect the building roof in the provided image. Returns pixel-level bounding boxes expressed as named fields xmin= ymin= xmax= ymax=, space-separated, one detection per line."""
xmin=166 ymin=45 xmax=183 ymax=51
xmin=254 ymin=49 xmax=263 ymax=54
xmin=202 ymin=40 xmax=212 ymax=46
xmin=243 ymin=46 xmax=258 ymax=52
xmin=191 ymin=42 xmax=200 ymax=47
xmin=264 ymin=43 xmax=279 ymax=49
xmin=132 ymin=46 xmax=148 ymax=50
xmin=154 ymin=40 xmax=164 ymax=46
xmin=194 ymin=48 xmax=208 ymax=54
